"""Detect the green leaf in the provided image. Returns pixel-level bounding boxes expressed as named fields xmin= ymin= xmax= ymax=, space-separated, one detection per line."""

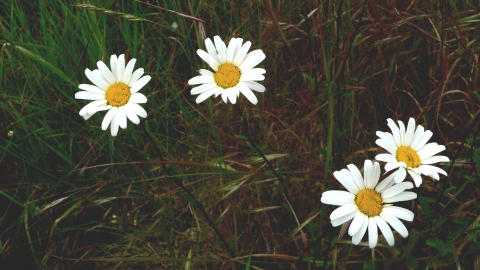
xmin=5 ymin=43 xmax=75 ymax=85
xmin=303 ymin=73 xmax=315 ymax=86
xmin=419 ymin=196 xmax=435 ymax=219
xmin=426 ymin=237 xmax=453 ymax=256
xmin=315 ymin=147 xmax=327 ymax=155
xmin=407 ymin=257 xmax=418 ymax=268
xmin=466 ymin=175 xmax=477 ymax=183
xmin=454 ymin=217 xmax=470 ymax=226
xmin=235 ymin=134 xmax=248 ymax=140
xmin=442 ymin=185 xmax=456 ymax=196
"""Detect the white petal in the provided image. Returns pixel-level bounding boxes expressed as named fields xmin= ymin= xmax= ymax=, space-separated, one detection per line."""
xmin=383 ymin=191 xmax=417 ymax=203
xmin=415 ymin=165 xmax=447 ymax=179
xmin=85 ymin=68 xmax=109 ymax=89
xmin=128 ymin=68 xmax=144 ymax=87
xmin=102 ymin=107 xmax=117 ymax=131
xmin=330 ymin=204 xmax=358 ymax=220
xmin=417 ymin=143 xmax=446 ymax=160
xmin=368 ymin=218 xmax=378 ymax=248
xmin=116 ymin=54 xmax=126 ymax=82
xmin=130 ymin=103 xmax=148 ymax=118
xmin=421 ymin=155 xmax=449 ymax=165
xmin=129 ymin=93 xmax=147 ymax=104
xmin=197 ymin=49 xmax=220 ymax=71
xmin=79 ymin=99 xmax=107 ymax=116
xmin=252 ymin=68 xmax=266 ymax=74
xmin=195 ymin=88 xmax=217 ymax=104
xmin=116 ymin=107 xmax=127 ymax=129
xmin=97 ymin=60 xmax=115 ymax=85
xmin=240 ymin=71 xmax=265 ymax=82
xmin=407 ymin=169 xmax=423 ymax=187
xmin=226 ymin=38 xmax=237 ymax=63
xmin=347 ymin=164 xmax=366 ymax=190
xmin=372 ymin=162 xmax=381 ymax=186
xmin=380 ymin=211 xmax=409 ymax=238
xmin=125 ymin=104 xmax=140 ymax=124
xmin=79 ymin=84 xmax=106 ymax=94
xmin=364 ymin=160 xmax=378 ymax=189
xmin=221 ymin=91 xmax=228 ymax=103
xmin=110 ymin=54 xmax=118 ymax=81
xmin=398 ymin=120 xmax=406 ymax=145
xmin=333 ymin=169 xmax=360 ymax=194
xmin=385 ymin=162 xmax=404 ymax=172
xmin=352 ymin=217 xmax=369 ymax=244
xmin=199 ymin=69 xmax=215 ymax=76
xmin=394 ymin=166 xmax=407 ymax=183
xmin=374 ymin=172 xmax=396 ymax=193
xmin=331 ymin=208 xmax=358 ymax=227
xmin=349 ymin=212 xmax=367 ymax=236
xmin=376 ymin=138 xmax=397 ymax=155
xmin=214 ymin=36 xmax=227 ymax=64
xmin=75 ymin=91 xmax=105 ymax=100
xmin=412 ymin=130 xmax=433 ymax=151
xmin=404 ymin=118 xmax=416 ymax=146
xmin=191 ymin=83 xmax=217 ymax=95
xmin=87 ymin=104 xmax=110 ymax=115
xmin=382 ymin=182 xmax=414 ymax=200
xmin=205 ymin=38 xmax=220 ymax=66
xmin=387 ymin=118 xmax=402 ymax=147
xmin=226 ymin=88 xmax=238 ymax=104
xmin=82 ymin=112 xmax=94 ymax=120
xmin=321 ymin=190 xmax=355 ymax=206
xmin=188 ymin=75 xmax=215 ymax=85
xmin=375 ymin=153 xmax=397 ymax=163
xmin=242 ymin=81 xmax=266 ymax=92
xmin=410 ymin=125 xmax=425 ymax=150
xmin=382 ymin=205 xmax=414 ymax=221
xmin=374 ymin=216 xmax=394 ymax=246
xmin=130 ymin=75 xmax=151 ymax=94
xmin=233 ymin=41 xmax=252 ymax=66
xmin=239 ymin=49 xmax=266 ymax=71
xmin=123 ymin=58 xmax=136 ymax=84
xmin=239 ymin=84 xmax=258 ymax=105
xmin=234 ymin=38 xmax=243 ymax=55
xmin=110 ymin=109 xmax=120 ymax=136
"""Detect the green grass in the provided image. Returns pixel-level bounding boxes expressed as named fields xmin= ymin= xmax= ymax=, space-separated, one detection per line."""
xmin=1 ymin=0 xmax=479 ymax=269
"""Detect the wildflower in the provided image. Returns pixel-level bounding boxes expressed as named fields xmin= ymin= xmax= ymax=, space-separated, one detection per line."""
xmin=75 ymin=54 xmax=150 ymax=136
xmin=188 ymin=36 xmax=266 ymax=105
xmin=321 ymin=160 xmax=416 ymax=248
xmin=375 ymin=118 xmax=449 ymax=186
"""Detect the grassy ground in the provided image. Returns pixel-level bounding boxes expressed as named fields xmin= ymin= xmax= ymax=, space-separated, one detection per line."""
xmin=1 ymin=0 xmax=479 ymax=269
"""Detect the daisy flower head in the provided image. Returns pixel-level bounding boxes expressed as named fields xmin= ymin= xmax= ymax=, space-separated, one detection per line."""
xmin=188 ymin=36 xmax=266 ymax=105
xmin=321 ymin=160 xmax=417 ymax=248
xmin=375 ymin=118 xmax=450 ymax=187
xmin=75 ymin=54 xmax=151 ymax=136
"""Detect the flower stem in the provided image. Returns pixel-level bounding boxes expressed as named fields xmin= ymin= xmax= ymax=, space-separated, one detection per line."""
xmin=139 ymin=121 xmax=236 ymax=259
xmin=233 ymin=105 xmax=286 ymax=185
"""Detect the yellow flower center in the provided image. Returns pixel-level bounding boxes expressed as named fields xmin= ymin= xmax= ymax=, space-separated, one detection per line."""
xmin=106 ymin=83 xmax=131 ymax=107
xmin=355 ymin=189 xmax=382 ymax=217
xmin=396 ymin=146 xmax=421 ymax=168
xmin=214 ymin=64 xmax=241 ymax=89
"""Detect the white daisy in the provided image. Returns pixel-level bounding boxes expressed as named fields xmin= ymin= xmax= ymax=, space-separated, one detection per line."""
xmin=375 ymin=118 xmax=450 ymax=187
xmin=75 ymin=54 xmax=151 ymax=136
xmin=188 ymin=35 xmax=266 ymax=105
xmin=321 ymin=160 xmax=417 ymax=248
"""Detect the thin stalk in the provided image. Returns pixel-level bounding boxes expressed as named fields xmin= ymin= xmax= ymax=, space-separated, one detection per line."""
xmin=233 ymin=105 xmax=286 ymax=185
xmin=139 ymin=122 xmax=236 ymax=259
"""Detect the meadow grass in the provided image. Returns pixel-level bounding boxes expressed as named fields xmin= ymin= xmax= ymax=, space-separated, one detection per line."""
xmin=1 ymin=0 xmax=479 ymax=269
